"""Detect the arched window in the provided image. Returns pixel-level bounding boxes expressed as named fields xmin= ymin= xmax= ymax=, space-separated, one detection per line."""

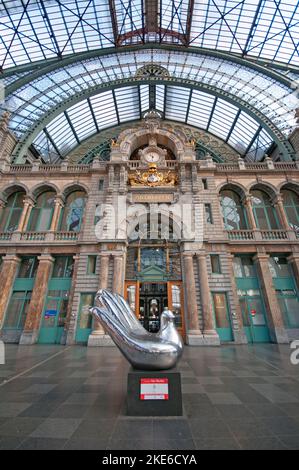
xmin=0 ymin=192 xmax=25 ymax=232
xmin=220 ymin=190 xmax=248 ymax=230
xmin=27 ymin=191 xmax=55 ymax=231
xmin=59 ymin=191 xmax=86 ymax=232
xmin=251 ymin=190 xmax=279 ymax=230
xmin=281 ymin=189 xmax=299 ymax=231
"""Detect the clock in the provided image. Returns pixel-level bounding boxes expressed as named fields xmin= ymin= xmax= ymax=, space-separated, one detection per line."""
xmin=137 ymin=145 xmax=167 ymax=166
xmin=145 ymin=152 xmax=160 ymax=163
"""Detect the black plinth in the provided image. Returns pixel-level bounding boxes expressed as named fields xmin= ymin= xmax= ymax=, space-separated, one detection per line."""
xmin=126 ymin=368 xmax=182 ymax=416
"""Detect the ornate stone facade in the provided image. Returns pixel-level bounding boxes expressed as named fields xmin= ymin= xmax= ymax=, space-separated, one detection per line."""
xmin=0 ymin=118 xmax=298 ymax=347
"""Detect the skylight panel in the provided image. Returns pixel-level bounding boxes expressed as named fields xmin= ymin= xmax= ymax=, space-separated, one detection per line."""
xmin=160 ymin=0 xmax=188 ymax=35
xmin=67 ymin=100 xmax=97 ymax=141
xmin=90 ymin=91 xmax=118 ymax=129
xmin=114 ymin=87 xmax=140 ymax=122
xmin=208 ymin=98 xmax=239 ymax=140
xmin=246 ymin=128 xmax=273 ymax=161
xmin=139 ymin=85 xmax=150 ymax=112
xmin=228 ymin=111 xmax=260 ymax=154
xmin=156 ymin=85 xmax=165 ymax=113
xmin=187 ymin=90 xmax=215 ymax=129
xmin=165 ymin=86 xmax=191 ymax=121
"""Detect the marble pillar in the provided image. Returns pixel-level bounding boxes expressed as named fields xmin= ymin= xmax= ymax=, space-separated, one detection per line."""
xmin=183 ymin=253 xmax=204 ymax=345
xmin=227 ymin=254 xmax=248 ymax=344
xmin=64 ymin=255 xmax=80 ymax=345
xmin=20 ymin=254 xmax=54 ymax=345
xmin=50 ymin=196 xmax=64 ymax=231
xmin=17 ymin=197 xmax=34 ymax=232
xmin=196 ymin=252 xmax=220 ymax=345
xmin=0 ymin=255 xmax=21 ymax=330
xmin=253 ymin=252 xmax=289 ymax=343
xmin=88 ymin=253 xmax=113 ymax=346
xmin=113 ymin=254 xmax=124 ymax=295
xmin=243 ymin=195 xmax=257 ymax=230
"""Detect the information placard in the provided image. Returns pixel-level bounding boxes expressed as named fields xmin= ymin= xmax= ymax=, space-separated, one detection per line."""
xmin=140 ymin=378 xmax=169 ymax=400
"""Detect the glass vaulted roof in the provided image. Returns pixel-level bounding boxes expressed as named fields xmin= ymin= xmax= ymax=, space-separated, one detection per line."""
xmin=33 ymin=84 xmax=273 ymax=162
xmin=0 ymin=1 xmax=298 ymax=163
xmin=0 ymin=0 xmax=298 ymax=68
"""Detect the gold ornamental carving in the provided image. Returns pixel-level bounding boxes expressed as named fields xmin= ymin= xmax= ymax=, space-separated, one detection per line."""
xmin=128 ymin=163 xmax=178 ymax=187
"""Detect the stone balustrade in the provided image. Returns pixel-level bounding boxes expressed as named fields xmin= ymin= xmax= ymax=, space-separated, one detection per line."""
xmin=260 ymin=230 xmax=288 ymax=241
xmin=227 ymin=230 xmax=255 ymax=241
xmin=1 ymin=161 xmax=299 ymax=175
xmin=227 ymin=229 xmax=294 ymax=242
xmin=0 ymin=231 xmax=79 ymax=243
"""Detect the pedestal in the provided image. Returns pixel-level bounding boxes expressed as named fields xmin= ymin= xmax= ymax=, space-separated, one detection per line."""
xmin=127 ymin=368 xmax=182 ymax=416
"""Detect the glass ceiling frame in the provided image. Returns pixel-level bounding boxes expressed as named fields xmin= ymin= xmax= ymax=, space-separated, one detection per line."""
xmin=0 ymin=0 xmax=298 ymax=70
xmin=18 ymin=82 xmax=284 ymax=163
xmin=4 ymin=48 xmax=297 ymax=162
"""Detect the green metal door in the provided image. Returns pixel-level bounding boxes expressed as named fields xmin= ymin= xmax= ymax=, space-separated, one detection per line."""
xmin=75 ymin=293 xmax=95 ymax=344
xmin=240 ymin=293 xmax=270 ymax=343
xmin=39 ymin=279 xmax=71 ymax=344
xmin=212 ymin=292 xmax=233 ymax=342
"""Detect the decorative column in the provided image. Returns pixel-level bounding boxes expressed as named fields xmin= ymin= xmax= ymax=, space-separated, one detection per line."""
xmin=88 ymin=253 xmax=113 ymax=346
xmin=17 ymin=196 xmax=34 ymax=232
xmin=20 ymin=254 xmax=54 ymax=344
xmin=50 ymin=196 xmax=64 ymax=231
xmin=183 ymin=253 xmax=203 ymax=345
xmin=253 ymin=252 xmax=289 ymax=343
xmin=64 ymin=255 xmax=80 ymax=345
xmin=113 ymin=254 xmax=125 ymax=295
xmin=196 ymin=252 xmax=220 ymax=345
xmin=243 ymin=195 xmax=257 ymax=230
xmin=227 ymin=253 xmax=247 ymax=344
xmin=0 ymin=255 xmax=21 ymax=330
xmin=273 ymin=195 xmax=289 ymax=230
xmin=287 ymin=253 xmax=299 ymax=291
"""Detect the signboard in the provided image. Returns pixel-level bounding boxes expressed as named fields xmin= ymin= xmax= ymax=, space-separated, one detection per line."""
xmin=251 ymin=309 xmax=256 ymax=316
xmin=133 ymin=194 xmax=174 ymax=203
xmin=44 ymin=310 xmax=57 ymax=319
xmin=140 ymin=378 xmax=169 ymax=400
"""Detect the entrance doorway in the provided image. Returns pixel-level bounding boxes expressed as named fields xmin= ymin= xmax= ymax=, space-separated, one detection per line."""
xmin=239 ymin=292 xmax=270 ymax=343
xmin=125 ymin=281 xmax=185 ymax=339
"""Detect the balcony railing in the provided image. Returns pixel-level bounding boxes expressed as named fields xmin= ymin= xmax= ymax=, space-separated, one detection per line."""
xmin=227 ymin=230 xmax=255 ymax=240
xmin=21 ymin=232 xmax=46 ymax=241
xmin=2 ymin=161 xmax=299 ymax=174
xmin=0 ymin=232 xmax=12 ymax=241
xmin=54 ymin=231 xmax=79 ymax=241
xmin=260 ymin=230 xmax=288 ymax=240
xmin=227 ymin=229 xmax=293 ymax=242
xmin=0 ymin=231 xmax=79 ymax=243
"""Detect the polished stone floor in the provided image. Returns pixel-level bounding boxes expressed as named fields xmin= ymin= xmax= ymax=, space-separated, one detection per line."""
xmin=0 ymin=344 xmax=299 ymax=450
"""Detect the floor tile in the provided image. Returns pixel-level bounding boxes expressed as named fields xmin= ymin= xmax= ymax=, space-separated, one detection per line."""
xmin=208 ymin=392 xmax=242 ymax=405
xmin=30 ymin=418 xmax=82 ymax=439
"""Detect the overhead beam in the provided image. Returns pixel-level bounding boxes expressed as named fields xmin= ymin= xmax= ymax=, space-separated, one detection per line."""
xmin=145 ymin=0 xmax=158 ymax=33
xmin=3 ymin=45 xmax=297 ymax=97
xmin=185 ymin=0 xmax=195 ymax=45
xmin=108 ymin=0 xmax=119 ymax=46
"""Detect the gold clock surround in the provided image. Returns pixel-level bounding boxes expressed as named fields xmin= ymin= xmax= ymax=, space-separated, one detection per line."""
xmin=128 ymin=163 xmax=178 ymax=187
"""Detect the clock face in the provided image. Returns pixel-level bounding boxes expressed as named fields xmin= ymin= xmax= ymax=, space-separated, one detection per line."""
xmin=145 ymin=152 xmax=160 ymax=163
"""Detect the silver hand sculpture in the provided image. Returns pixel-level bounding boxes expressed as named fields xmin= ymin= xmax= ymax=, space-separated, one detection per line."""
xmin=90 ymin=289 xmax=183 ymax=370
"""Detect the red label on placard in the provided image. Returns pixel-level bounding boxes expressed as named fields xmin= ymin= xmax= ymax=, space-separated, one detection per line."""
xmin=140 ymin=378 xmax=169 ymax=400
